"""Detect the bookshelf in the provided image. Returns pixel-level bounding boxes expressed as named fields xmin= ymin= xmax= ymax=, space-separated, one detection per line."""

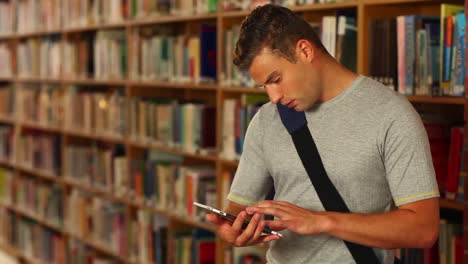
xmin=0 ymin=0 xmax=465 ymax=263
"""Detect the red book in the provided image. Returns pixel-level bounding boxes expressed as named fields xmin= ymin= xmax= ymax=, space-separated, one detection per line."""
xmin=446 ymin=127 xmax=463 ymax=199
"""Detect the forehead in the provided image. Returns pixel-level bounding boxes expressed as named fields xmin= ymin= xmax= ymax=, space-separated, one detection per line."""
xmin=248 ymin=49 xmax=286 ymax=79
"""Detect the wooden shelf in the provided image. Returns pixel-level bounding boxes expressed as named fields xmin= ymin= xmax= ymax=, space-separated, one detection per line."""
xmin=0 ymin=243 xmax=43 ymax=264
xmin=20 ymin=121 xmax=62 ymax=133
xmin=220 ymin=159 xmax=240 ymax=167
xmin=130 ymin=13 xmax=218 ymax=26
xmin=62 ymin=177 xmax=137 ymax=206
xmin=290 ymin=1 xmax=358 ymax=11
xmin=16 ymin=77 xmax=62 ymax=84
xmin=221 ymin=86 xmax=267 ymax=94
xmin=62 ymin=78 xmax=127 ymax=86
xmin=221 ymin=1 xmax=358 ymax=18
xmin=439 ymin=198 xmax=464 ymax=211
xmin=128 ymin=80 xmax=218 ymax=90
xmin=0 ymin=159 xmax=14 ymax=168
xmin=0 ymin=202 xmax=135 ymax=264
xmin=16 ymin=164 xmax=60 ymax=182
xmin=128 ymin=139 xmax=218 ymax=161
xmin=16 ymin=29 xmax=62 ymax=39
xmin=0 ymin=33 xmax=15 ymax=40
xmin=64 ymin=129 xmax=125 ymax=144
xmin=13 ymin=206 xmax=63 ymax=233
xmin=71 ymin=234 xmax=136 ymax=264
xmin=0 ymin=115 xmax=14 ymax=124
xmin=63 ymin=22 xmax=127 ymax=33
xmin=0 ymin=77 xmax=14 ymax=82
xmin=361 ymin=0 xmax=441 ymax=5
xmin=407 ymin=96 xmax=466 ymax=105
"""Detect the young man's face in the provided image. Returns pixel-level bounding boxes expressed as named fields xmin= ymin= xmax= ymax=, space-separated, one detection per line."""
xmin=248 ymin=47 xmax=321 ymax=112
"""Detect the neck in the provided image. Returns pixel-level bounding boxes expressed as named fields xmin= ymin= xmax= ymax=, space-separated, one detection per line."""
xmin=316 ymin=54 xmax=359 ymax=102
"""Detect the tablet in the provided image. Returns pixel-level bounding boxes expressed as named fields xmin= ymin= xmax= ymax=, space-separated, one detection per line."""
xmin=193 ymin=202 xmax=282 ymax=237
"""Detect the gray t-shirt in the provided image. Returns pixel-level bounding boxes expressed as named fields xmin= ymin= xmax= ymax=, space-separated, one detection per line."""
xmin=227 ymin=76 xmax=439 ymax=264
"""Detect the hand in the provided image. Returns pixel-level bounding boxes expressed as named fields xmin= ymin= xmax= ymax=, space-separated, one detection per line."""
xmin=205 ymin=211 xmax=281 ymax=247
xmin=246 ymin=200 xmax=332 ymax=236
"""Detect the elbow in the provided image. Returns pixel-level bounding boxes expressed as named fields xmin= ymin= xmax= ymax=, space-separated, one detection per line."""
xmin=417 ymin=224 xmax=439 ymax=248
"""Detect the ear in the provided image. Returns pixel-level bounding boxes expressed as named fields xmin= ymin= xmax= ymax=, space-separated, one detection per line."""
xmin=295 ymin=39 xmax=315 ymax=63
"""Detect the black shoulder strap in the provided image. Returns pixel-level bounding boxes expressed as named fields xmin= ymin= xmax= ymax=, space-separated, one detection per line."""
xmin=276 ymin=104 xmax=380 ymax=264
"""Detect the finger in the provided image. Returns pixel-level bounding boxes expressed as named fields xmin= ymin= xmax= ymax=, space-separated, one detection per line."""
xmin=245 ymin=214 xmax=264 ymax=243
xmin=255 ymin=201 xmax=296 ymax=212
xmin=231 ymin=211 xmax=248 ymax=232
xmin=254 ymin=234 xmax=282 ymax=244
xmin=246 ymin=206 xmax=288 ymax=218
xmin=262 ymin=220 xmax=287 ymax=231
xmin=236 ymin=213 xmax=261 ymax=245
xmin=206 ymin=213 xmax=223 ymax=224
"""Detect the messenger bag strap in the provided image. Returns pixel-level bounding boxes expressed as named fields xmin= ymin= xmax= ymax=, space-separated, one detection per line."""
xmin=276 ymin=103 xmax=380 ymax=264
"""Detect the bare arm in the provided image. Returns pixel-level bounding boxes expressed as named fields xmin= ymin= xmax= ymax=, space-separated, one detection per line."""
xmin=247 ymin=198 xmax=439 ymax=249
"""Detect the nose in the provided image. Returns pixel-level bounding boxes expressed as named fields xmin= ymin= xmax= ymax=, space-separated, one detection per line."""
xmin=265 ymin=86 xmax=283 ymax=104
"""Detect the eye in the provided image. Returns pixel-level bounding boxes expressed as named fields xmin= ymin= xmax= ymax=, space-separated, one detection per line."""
xmin=272 ymin=77 xmax=281 ymax=84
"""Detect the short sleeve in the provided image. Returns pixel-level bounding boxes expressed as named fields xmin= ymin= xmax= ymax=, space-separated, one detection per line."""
xmin=227 ymin=109 xmax=273 ymax=206
xmin=382 ymin=104 xmax=440 ymax=206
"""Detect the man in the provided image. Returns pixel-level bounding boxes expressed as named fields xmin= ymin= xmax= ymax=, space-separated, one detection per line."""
xmin=206 ymin=4 xmax=439 ymax=264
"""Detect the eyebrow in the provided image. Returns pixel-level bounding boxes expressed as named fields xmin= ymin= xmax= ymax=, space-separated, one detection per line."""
xmin=256 ymin=71 xmax=280 ymax=88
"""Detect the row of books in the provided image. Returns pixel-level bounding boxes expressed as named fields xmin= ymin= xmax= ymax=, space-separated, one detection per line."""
xmin=221 ymin=25 xmax=253 ymax=88
xmin=14 ymin=132 xmax=61 ymax=176
xmin=128 ymin=25 xmax=217 ymax=83
xmin=64 ymin=143 xmax=125 ymax=193
xmin=67 ymin=190 xmax=128 ymax=256
xmin=369 ymin=5 xmax=465 ymax=96
xmin=0 ymin=43 xmax=12 ymax=77
xmin=0 ymin=208 xmax=66 ymax=264
xmin=15 ymin=84 xmax=63 ymax=128
xmin=130 ymin=210 xmax=168 ymax=263
xmin=0 ymin=0 xmax=220 ymax=35
xmin=319 ymin=15 xmax=357 ymax=72
xmin=63 ymin=88 xmax=127 ymax=137
xmin=425 ymin=124 xmax=464 ymax=202
xmin=66 ymin=148 xmax=217 ymax=220
xmin=127 ymin=99 xmax=216 ymax=153
xmin=0 ymin=126 xmax=13 ymax=162
xmin=0 ymin=207 xmax=122 ymax=264
xmin=12 ymin=26 xmax=219 ymax=83
xmin=0 ymin=167 xmax=13 ymax=205
xmin=15 ymin=139 xmax=217 ymax=222
xmin=16 ymin=0 xmax=62 ymax=34
xmin=0 ymin=85 xmax=14 ymax=117
xmin=17 ymin=37 xmax=62 ymax=79
xmin=221 ymin=95 xmax=268 ymax=160
xmin=0 ymin=189 xmax=216 ymax=264
xmin=169 ymin=229 xmax=215 ymax=264
xmin=15 ymin=31 xmax=126 ymax=80
xmin=63 ymin=0 xmax=127 ymax=28
xmin=128 ymin=151 xmax=217 ymax=219
xmin=13 ymin=175 xmax=64 ymax=227
xmin=0 ymin=2 xmax=13 ymax=35
xmin=15 ymin=218 xmax=66 ymax=263
xmin=3 ymin=84 xmax=220 ymax=154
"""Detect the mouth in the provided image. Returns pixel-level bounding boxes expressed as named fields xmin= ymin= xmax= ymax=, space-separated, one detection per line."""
xmin=287 ymin=100 xmax=296 ymax=108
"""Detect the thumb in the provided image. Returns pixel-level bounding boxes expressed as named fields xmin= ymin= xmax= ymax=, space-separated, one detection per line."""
xmin=206 ymin=213 xmax=226 ymax=225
